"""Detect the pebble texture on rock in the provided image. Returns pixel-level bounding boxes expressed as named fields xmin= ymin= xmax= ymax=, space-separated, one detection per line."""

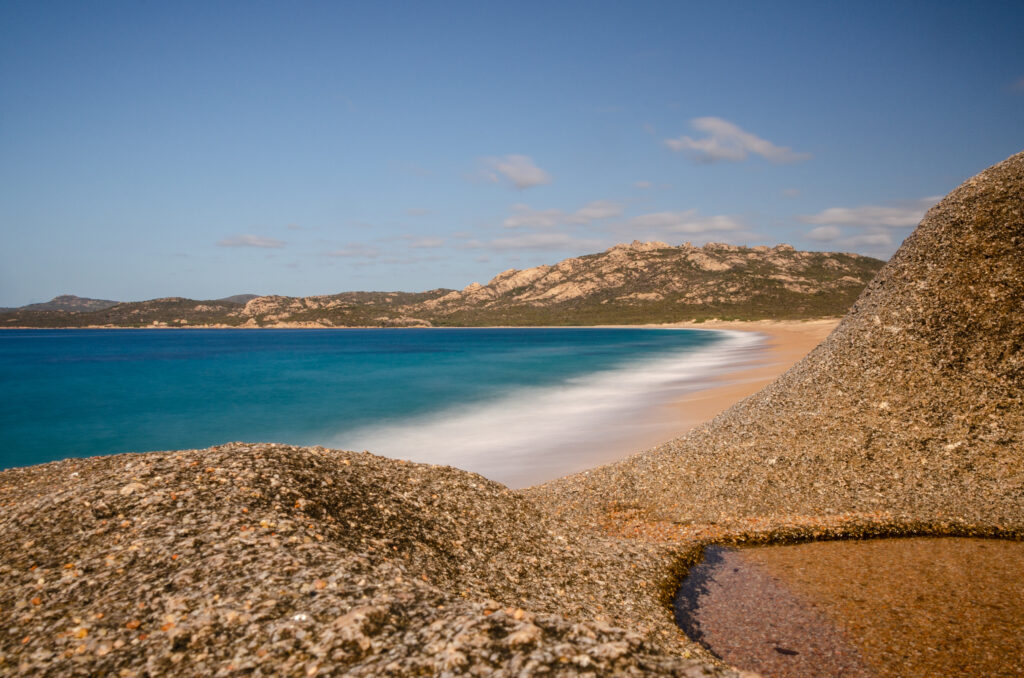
xmin=2 ymin=151 xmax=1022 ymax=676
xmin=0 ymin=445 xmax=731 ymax=676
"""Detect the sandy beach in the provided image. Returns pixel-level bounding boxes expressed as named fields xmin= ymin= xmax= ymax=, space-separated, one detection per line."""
xmin=556 ymin=318 xmax=840 ymax=484
xmin=658 ymin=319 xmax=838 ymax=436
xmin=0 ymin=321 xmax=838 ymax=489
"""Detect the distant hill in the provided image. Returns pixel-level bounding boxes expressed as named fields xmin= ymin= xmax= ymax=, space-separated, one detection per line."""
xmin=217 ymin=294 xmax=261 ymax=305
xmin=0 ymin=242 xmax=885 ymax=328
xmin=7 ymin=295 xmax=120 ymax=313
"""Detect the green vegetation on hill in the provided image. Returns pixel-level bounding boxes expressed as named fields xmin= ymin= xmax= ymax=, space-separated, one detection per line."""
xmin=0 ymin=243 xmax=886 ymax=328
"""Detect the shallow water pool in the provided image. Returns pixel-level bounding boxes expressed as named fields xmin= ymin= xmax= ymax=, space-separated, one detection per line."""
xmin=674 ymin=537 xmax=1024 ymax=677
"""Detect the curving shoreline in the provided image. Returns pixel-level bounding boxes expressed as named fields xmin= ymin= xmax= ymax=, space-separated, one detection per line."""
xmin=1 ymin=151 xmax=1022 ymax=675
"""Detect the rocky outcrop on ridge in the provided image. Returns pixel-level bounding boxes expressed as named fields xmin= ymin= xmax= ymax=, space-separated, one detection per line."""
xmin=234 ymin=242 xmax=880 ymax=327
xmin=1 ymin=244 xmax=882 ymax=327
xmin=1 ymin=151 xmax=1021 ymax=676
xmin=422 ymin=242 xmax=869 ymax=309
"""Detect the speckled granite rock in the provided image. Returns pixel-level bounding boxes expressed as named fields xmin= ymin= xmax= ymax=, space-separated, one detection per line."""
xmin=0 ymin=444 xmax=732 ymax=676
xmin=2 ymin=151 xmax=1022 ymax=676
xmin=530 ymin=150 xmax=1024 ymax=533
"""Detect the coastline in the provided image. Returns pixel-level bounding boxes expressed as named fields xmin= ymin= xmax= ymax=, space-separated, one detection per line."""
xmin=0 ymin=320 xmax=837 ymax=486
xmin=540 ymin=319 xmax=838 ymax=486
xmin=0 ymin=318 xmax=842 ymax=331
xmin=656 ymin=319 xmax=839 ymax=439
xmin=1 ymin=319 xmax=837 ymax=488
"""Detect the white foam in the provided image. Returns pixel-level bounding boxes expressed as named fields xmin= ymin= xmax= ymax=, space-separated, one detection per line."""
xmin=327 ymin=329 xmax=765 ymax=488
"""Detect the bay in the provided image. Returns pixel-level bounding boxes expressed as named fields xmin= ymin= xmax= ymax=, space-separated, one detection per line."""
xmin=0 ymin=327 xmax=756 ymax=485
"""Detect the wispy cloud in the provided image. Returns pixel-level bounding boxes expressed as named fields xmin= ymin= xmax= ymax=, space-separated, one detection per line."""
xmin=461 ymin=203 xmax=610 ymax=252
xmin=799 ymin=197 xmax=940 ymax=229
xmin=217 ymin=234 xmax=286 ymax=249
xmin=326 ymin=243 xmax=380 ymax=259
xmin=665 ymin=117 xmax=811 ymax=164
xmin=609 ymin=209 xmax=752 ymax=247
xmin=484 ymin=232 xmax=603 ymax=252
xmin=502 ymin=205 xmax=566 ymax=229
xmin=625 ymin=210 xmax=743 ymax=235
xmin=805 ymin=225 xmax=841 ymax=241
xmin=468 ymin=196 xmax=750 ymax=255
xmin=573 ymin=200 xmax=623 ymax=221
xmin=782 ymin=188 xmax=801 ymax=198
xmin=407 ymin=237 xmax=444 ymax=249
xmin=799 ymin=196 xmax=941 ymax=256
xmin=1009 ymin=77 xmax=1024 ymax=93
xmin=840 ymin=232 xmax=896 ymax=248
xmin=502 ymin=201 xmax=624 ymax=229
xmin=633 ymin=181 xmax=652 ymax=189
xmin=480 ymin=155 xmax=552 ymax=190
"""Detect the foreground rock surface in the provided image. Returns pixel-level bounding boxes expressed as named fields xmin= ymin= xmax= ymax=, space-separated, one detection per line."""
xmin=1 ymin=151 xmax=1022 ymax=676
xmin=0 ymin=444 xmax=731 ymax=676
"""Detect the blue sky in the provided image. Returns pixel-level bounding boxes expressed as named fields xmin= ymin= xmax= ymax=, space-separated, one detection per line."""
xmin=1 ymin=1 xmax=1022 ymax=305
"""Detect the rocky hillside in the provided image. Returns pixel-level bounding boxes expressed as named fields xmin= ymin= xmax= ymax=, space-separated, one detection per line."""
xmin=1 ymin=243 xmax=882 ymax=327
xmin=411 ymin=241 xmax=880 ymax=326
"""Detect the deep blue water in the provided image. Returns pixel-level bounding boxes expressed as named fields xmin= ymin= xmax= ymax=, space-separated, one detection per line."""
xmin=0 ymin=328 xmax=734 ymax=479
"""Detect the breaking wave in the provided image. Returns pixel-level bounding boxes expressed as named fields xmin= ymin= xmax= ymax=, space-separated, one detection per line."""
xmin=329 ymin=329 xmax=765 ymax=487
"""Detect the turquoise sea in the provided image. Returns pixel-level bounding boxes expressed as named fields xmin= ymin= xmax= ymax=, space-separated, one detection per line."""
xmin=0 ymin=328 xmax=760 ymax=486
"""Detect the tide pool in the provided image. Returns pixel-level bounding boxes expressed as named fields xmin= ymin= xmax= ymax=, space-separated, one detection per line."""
xmin=0 ymin=328 xmax=759 ymax=485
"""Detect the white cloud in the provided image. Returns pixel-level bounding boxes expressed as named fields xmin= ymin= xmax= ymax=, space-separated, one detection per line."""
xmin=478 ymin=200 xmax=747 ymax=255
xmin=664 ymin=117 xmax=811 ymax=164
xmin=502 ymin=201 xmax=624 ymax=229
xmin=217 ymin=234 xmax=286 ymax=249
xmin=801 ymin=225 xmax=897 ymax=255
xmin=487 ymin=232 xmax=603 ymax=251
xmin=805 ymin=225 xmax=841 ymax=241
xmin=503 ymin=205 xmax=566 ymax=229
xmin=626 ymin=210 xmax=743 ymax=234
xmin=482 ymin=155 xmax=552 ymax=190
xmin=572 ymin=200 xmax=623 ymax=221
xmin=326 ymin=243 xmax=380 ymax=259
xmin=799 ymin=197 xmax=939 ymax=229
xmin=408 ymin=237 xmax=444 ymax=249
xmin=798 ymin=197 xmax=941 ymax=256
xmin=841 ymin=232 xmax=894 ymax=248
